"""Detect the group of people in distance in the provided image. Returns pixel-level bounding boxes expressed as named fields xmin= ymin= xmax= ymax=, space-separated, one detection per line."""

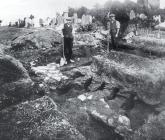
xmin=62 ymin=12 xmax=120 ymax=65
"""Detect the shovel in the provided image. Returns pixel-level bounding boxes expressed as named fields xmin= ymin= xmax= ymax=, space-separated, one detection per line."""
xmin=60 ymin=38 xmax=67 ymax=66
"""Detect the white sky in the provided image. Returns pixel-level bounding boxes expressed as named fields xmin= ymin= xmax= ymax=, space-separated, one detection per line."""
xmin=0 ymin=0 xmax=164 ymax=24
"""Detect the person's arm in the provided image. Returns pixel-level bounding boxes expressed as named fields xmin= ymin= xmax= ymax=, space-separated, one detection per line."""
xmin=116 ymin=21 xmax=120 ymax=37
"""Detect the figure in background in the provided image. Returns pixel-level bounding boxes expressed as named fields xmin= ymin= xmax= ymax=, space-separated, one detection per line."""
xmin=107 ymin=13 xmax=120 ymax=51
xmin=62 ymin=19 xmax=74 ymax=64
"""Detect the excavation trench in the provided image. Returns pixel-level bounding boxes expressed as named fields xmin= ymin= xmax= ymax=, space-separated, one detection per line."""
xmin=1 ymin=27 xmax=165 ymax=140
xmin=28 ymin=39 xmax=163 ymax=140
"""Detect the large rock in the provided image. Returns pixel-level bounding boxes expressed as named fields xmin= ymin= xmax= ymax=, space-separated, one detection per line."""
xmin=93 ymin=51 xmax=165 ymax=105
xmin=0 ymin=55 xmax=33 ymax=109
xmin=0 ymin=27 xmax=33 ymax=45
xmin=11 ymin=29 xmax=62 ymax=50
xmin=9 ymin=29 xmax=63 ymax=69
xmin=0 ymin=96 xmax=85 ymax=140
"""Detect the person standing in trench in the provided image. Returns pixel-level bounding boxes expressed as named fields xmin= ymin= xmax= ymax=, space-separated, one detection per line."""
xmin=107 ymin=13 xmax=120 ymax=51
xmin=62 ymin=19 xmax=74 ymax=64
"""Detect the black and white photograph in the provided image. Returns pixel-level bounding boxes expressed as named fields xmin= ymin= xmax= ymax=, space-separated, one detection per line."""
xmin=0 ymin=0 xmax=165 ymax=139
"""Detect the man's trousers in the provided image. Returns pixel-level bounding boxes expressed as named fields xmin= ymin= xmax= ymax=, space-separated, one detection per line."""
xmin=64 ymin=37 xmax=73 ymax=63
xmin=109 ymin=31 xmax=117 ymax=51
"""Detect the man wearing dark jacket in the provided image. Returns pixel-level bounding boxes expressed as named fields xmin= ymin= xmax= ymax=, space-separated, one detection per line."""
xmin=107 ymin=13 xmax=120 ymax=51
xmin=62 ymin=19 xmax=74 ymax=64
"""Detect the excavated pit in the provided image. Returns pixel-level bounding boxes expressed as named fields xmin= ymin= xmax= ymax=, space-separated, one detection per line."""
xmin=1 ymin=27 xmax=165 ymax=140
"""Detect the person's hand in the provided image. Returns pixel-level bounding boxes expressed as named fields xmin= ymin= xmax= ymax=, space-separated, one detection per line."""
xmin=115 ymin=34 xmax=118 ymax=38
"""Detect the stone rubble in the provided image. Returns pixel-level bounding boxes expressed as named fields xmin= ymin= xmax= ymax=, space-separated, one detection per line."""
xmin=32 ymin=63 xmax=68 ymax=85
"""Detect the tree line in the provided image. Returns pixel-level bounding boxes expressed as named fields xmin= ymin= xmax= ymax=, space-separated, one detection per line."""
xmin=68 ymin=0 xmax=164 ymax=26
